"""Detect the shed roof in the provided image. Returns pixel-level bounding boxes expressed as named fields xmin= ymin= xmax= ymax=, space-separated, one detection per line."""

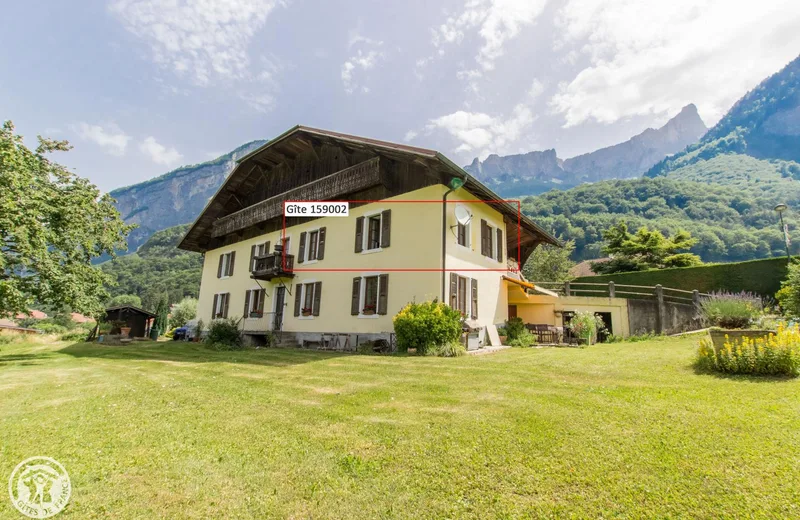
xmin=105 ymin=305 xmax=157 ymax=318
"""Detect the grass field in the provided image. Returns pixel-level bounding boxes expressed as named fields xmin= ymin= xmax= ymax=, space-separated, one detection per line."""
xmin=1 ymin=336 xmax=798 ymax=518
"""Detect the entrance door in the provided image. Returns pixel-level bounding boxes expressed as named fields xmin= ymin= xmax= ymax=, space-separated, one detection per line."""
xmin=508 ymin=305 xmax=517 ymax=319
xmin=273 ymin=286 xmax=286 ymax=331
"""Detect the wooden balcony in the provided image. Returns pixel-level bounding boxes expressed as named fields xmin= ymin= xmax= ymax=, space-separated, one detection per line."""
xmin=251 ymin=253 xmax=296 ymax=281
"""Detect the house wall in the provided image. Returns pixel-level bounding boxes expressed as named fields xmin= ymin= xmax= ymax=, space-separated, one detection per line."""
xmin=198 ymin=184 xmax=513 ymax=336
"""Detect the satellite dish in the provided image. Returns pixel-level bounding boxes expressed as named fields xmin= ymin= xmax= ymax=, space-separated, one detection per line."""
xmin=454 ymin=206 xmax=472 ymax=225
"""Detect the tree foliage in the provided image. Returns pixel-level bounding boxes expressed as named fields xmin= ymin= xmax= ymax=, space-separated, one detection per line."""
xmin=523 ymin=240 xmax=576 ymax=282
xmin=592 ymin=222 xmax=702 ymax=274
xmin=170 ymin=297 xmax=197 ymax=328
xmin=107 ymin=294 xmax=142 ymax=308
xmin=777 ymin=261 xmax=800 ymax=318
xmin=0 ymin=121 xmax=133 ymax=317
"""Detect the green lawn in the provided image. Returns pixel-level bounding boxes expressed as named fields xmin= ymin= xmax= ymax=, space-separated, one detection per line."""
xmin=1 ymin=336 xmax=798 ymax=519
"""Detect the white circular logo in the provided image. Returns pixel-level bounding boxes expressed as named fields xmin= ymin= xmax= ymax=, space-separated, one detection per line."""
xmin=8 ymin=457 xmax=71 ymax=518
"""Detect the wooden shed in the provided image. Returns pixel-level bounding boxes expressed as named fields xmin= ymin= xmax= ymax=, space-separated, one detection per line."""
xmin=104 ymin=305 xmax=156 ymax=338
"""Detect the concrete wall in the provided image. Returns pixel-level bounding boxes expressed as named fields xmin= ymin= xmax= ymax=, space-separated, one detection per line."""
xmin=626 ymin=299 xmax=701 ymax=335
xmin=510 ymin=294 xmax=631 ymax=337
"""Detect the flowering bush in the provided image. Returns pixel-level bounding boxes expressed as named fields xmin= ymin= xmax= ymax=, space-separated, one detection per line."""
xmin=696 ymin=324 xmax=800 ymax=377
xmin=569 ymin=311 xmax=605 ymax=345
xmin=699 ymin=291 xmax=762 ymax=329
xmin=393 ymin=300 xmax=462 ymax=355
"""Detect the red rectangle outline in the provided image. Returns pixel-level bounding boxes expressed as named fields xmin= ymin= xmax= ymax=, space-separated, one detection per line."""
xmin=280 ymin=199 xmax=522 ymax=273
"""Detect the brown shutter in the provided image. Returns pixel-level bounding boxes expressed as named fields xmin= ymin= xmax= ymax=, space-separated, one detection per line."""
xmin=496 ymin=228 xmax=503 ymax=263
xmin=223 ymin=293 xmax=230 ymax=318
xmin=351 ymin=277 xmax=361 ymax=315
xmin=294 ymin=284 xmax=302 ymax=317
xmin=228 ymin=252 xmax=236 ymax=276
xmin=354 ymin=216 xmax=364 ymax=253
xmin=380 ymin=209 xmax=391 ymax=248
xmin=480 ymin=219 xmax=488 ymax=256
xmin=243 ymin=290 xmax=251 ymax=317
xmin=212 ymin=294 xmax=219 ymax=318
xmin=313 ymin=282 xmax=322 ymax=316
xmin=264 ymin=241 xmax=270 ymax=254
xmin=298 ymin=232 xmax=307 ymax=263
xmin=317 ymin=227 xmax=326 ymax=260
xmin=377 ymin=274 xmax=389 ymax=315
xmin=217 ymin=255 xmax=224 ymax=278
xmin=250 ymin=245 xmax=256 ymax=272
xmin=450 ymin=273 xmax=458 ymax=307
xmin=258 ymin=289 xmax=266 ymax=313
xmin=471 ymin=278 xmax=478 ymax=319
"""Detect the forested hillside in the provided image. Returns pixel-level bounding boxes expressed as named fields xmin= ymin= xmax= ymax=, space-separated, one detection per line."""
xmin=523 ymin=177 xmax=790 ymax=262
xmin=100 ymin=224 xmax=202 ymax=305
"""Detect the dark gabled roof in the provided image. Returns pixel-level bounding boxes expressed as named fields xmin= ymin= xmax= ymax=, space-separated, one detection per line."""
xmin=105 ymin=305 xmax=157 ymax=318
xmin=178 ymin=125 xmax=560 ymax=252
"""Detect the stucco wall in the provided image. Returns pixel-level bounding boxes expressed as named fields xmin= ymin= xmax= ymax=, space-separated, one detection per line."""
xmin=510 ymin=295 xmax=631 ymax=337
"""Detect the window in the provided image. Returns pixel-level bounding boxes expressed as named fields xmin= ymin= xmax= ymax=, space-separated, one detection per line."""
xmin=245 ymin=288 xmax=266 ymax=318
xmin=355 ymin=210 xmax=391 ymax=253
xmin=217 ymin=252 xmax=235 ymax=278
xmin=350 ymin=274 xmax=389 ymax=316
xmin=250 ymin=241 xmax=270 ymax=271
xmin=212 ymin=293 xmax=230 ymax=319
xmin=293 ymin=281 xmax=322 ymax=317
xmin=297 ymin=228 xmax=326 ymax=264
xmin=457 ymin=222 xmax=469 ymax=247
xmin=480 ymin=220 xmax=503 ymax=262
xmin=449 ymin=274 xmax=478 ymax=319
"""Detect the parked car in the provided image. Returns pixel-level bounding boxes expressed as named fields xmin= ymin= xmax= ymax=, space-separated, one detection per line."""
xmin=172 ymin=327 xmax=188 ymax=341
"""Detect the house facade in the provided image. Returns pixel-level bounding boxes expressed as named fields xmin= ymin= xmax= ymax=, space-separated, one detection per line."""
xmin=179 ymin=126 xmax=558 ymax=349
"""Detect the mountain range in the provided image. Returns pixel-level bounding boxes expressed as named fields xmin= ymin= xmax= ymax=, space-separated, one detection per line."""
xmin=463 ymin=104 xmax=708 ymax=196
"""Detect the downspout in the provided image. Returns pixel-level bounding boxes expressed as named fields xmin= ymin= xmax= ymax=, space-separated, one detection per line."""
xmin=441 ymin=185 xmax=456 ymax=302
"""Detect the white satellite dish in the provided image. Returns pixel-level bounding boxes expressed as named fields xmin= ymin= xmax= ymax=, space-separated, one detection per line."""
xmin=454 ymin=206 xmax=472 ymax=225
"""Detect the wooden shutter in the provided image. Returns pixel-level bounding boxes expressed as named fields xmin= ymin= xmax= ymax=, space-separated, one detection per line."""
xmin=297 ymin=232 xmax=307 ymax=263
xmin=228 ymin=252 xmax=236 ymax=276
xmin=258 ymin=289 xmax=266 ymax=313
xmin=480 ymin=220 xmax=488 ymax=256
xmin=354 ymin=216 xmax=364 ymax=253
xmin=223 ymin=293 xmax=230 ymax=318
xmin=294 ymin=284 xmax=302 ymax=317
xmin=471 ymin=278 xmax=478 ymax=319
xmin=243 ymin=290 xmax=251 ymax=317
xmin=212 ymin=294 xmax=219 ymax=318
xmin=380 ymin=210 xmax=391 ymax=248
xmin=313 ymin=282 xmax=322 ymax=316
xmin=264 ymin=241 xmax=270 ymax=254
xmin=496 ymin=228 xmax=503 ymax=263
xmin=377 ymin=274 xmax=389 ymax=315
xmin=250 ymin=245 xmax=256 ymax=272
xmin=449 ymin=273 xmax=458 ymax=307
xmin=351 ymin=277 xmax=361 ymax=315
xmin=317 ymin=227 xmax=326 ymax=260
xmin=217 ymin=255 xmax=224 ymax=278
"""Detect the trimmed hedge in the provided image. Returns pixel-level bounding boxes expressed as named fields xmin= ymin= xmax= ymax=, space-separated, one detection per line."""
xmin=575 ymin=257 xmax=789 ymax=297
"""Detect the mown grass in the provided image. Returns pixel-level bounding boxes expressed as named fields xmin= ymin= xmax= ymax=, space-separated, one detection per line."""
xmin=0 ymin=336 xmax=798 ymax=518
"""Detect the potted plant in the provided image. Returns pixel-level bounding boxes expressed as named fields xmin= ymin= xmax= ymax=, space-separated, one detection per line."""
xmin=569 ymin=311 xmax=603 ymax=346
xmin=362 ymin=304 xmax=376 ymax=315
xmin=700 ymin=292 xmax=773 ymax=350
xmin=497 ymin=326 xmax=508 ymax=345
xmin=301 ymin=307 xmax=313 ymax=317
xmin=249 ymin=311 xmax=263 ymax=318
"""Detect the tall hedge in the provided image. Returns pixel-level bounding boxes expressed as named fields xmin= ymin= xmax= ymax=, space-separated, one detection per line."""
xmin=575 ymin=257 xmax=789 ymax=297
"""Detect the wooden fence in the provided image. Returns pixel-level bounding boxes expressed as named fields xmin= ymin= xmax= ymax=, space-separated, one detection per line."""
xmin=532 ymin=281 xmax=710 ymax=306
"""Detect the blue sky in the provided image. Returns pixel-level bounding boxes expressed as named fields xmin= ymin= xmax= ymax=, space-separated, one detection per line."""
xmin=2 ymin=0 xmax=800 ymax=192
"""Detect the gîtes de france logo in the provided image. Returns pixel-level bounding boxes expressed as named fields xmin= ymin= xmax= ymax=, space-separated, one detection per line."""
xmin=8 ymin=457 xmax=71 ymax=518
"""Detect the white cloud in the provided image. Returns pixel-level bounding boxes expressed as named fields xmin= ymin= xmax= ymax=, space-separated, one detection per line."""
xmin=341 ymin=49 xmax=383 ymax=94
xmin=550 ymin=0 xmax=800 ymax=127
xmin=139 ymin=136 xmax=183 ymax=166
xmin=110 ymin=0 xmax=284 ymax=110
xmin=403 ymin=130 xmax=418 ymax=142
xmin=73 ymin=122 xmax=131 ymax=156
xmin=432 ymin=0 xmax=549 ymax=71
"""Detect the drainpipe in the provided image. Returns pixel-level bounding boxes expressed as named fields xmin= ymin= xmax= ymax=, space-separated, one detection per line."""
xmin=441 ymin=176 xmax=466 ymax=302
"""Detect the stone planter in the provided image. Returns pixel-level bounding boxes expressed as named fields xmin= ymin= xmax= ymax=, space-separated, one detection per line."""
xmin=362 ymin=310 xmax=375 ymax=316
xmin=120 ymin=327 xmax=131 ymax=338
xmin=499 ymin=335 xmax=507 ymax=345
xmin=708 ymin=328 xmax=776 ymax=350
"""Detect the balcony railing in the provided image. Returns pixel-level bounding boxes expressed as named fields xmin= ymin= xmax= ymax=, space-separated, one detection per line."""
xmin=251 ymin=252 xmax=295 ymax=281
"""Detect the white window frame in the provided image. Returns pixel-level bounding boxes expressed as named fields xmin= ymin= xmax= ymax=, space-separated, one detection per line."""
xmin=361 ymin=210 xmax=384 ymax=254
xmin=213 ymin=292 xmax=228 ymax=319
xmin=452 ymin=275 xmax=474 ymax=318
xmin=455 ymin=204 xmax=472 ymax=249
xmin=298 ymin=279 xmax=318 ymax=320
xmin=280 ymin=234 xmax=292 ymax=255
xmin=303 ymin=228 xmax=322 ymax=264
xmin=219 ymin=251 xmax=234 ymax=279
xmin=357 ymin=272 xmax=383 ymax=319
xmin=246 ymin=286 xmax=266 ymax=318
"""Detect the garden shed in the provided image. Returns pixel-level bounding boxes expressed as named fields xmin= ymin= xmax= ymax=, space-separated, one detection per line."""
xmin=104 ymin=305 xmax=156 ymax=338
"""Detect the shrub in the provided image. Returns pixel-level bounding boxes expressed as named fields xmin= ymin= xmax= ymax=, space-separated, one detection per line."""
xmin=504 ymin=317 xmax=526 ymax=341
xmin=60 ymin=331 xmax=89 ymax=342
xmin=696 ymin=324 xmax=800 ymax=376
xmin=170 ymin=297 xmax=198 ymax=329
xmin=35 ymin=322 xmax=69 ymax=335
xmin=700 ymin=291 xmax=762 ymax=329
xmin=393 ymin=300 xmax=462 ymax=355
xmin=569 ymin=311 xmax=605 ymax=344
xmin=777 ymin=261 xmax=800 ymax=317
xmin=205 ymin=318 xmax=242 ymax=350
xmin=432 ymin=340 xmax=467 ymax=357
xmin=508 ymin=329 xmax=536 ymax=347
xmin=0 ymin=332 xmax=22 ymax=345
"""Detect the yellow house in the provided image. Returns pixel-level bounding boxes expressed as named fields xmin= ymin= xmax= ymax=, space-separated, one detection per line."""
xmin=178 ymin=126 xmax=559 ymax=349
